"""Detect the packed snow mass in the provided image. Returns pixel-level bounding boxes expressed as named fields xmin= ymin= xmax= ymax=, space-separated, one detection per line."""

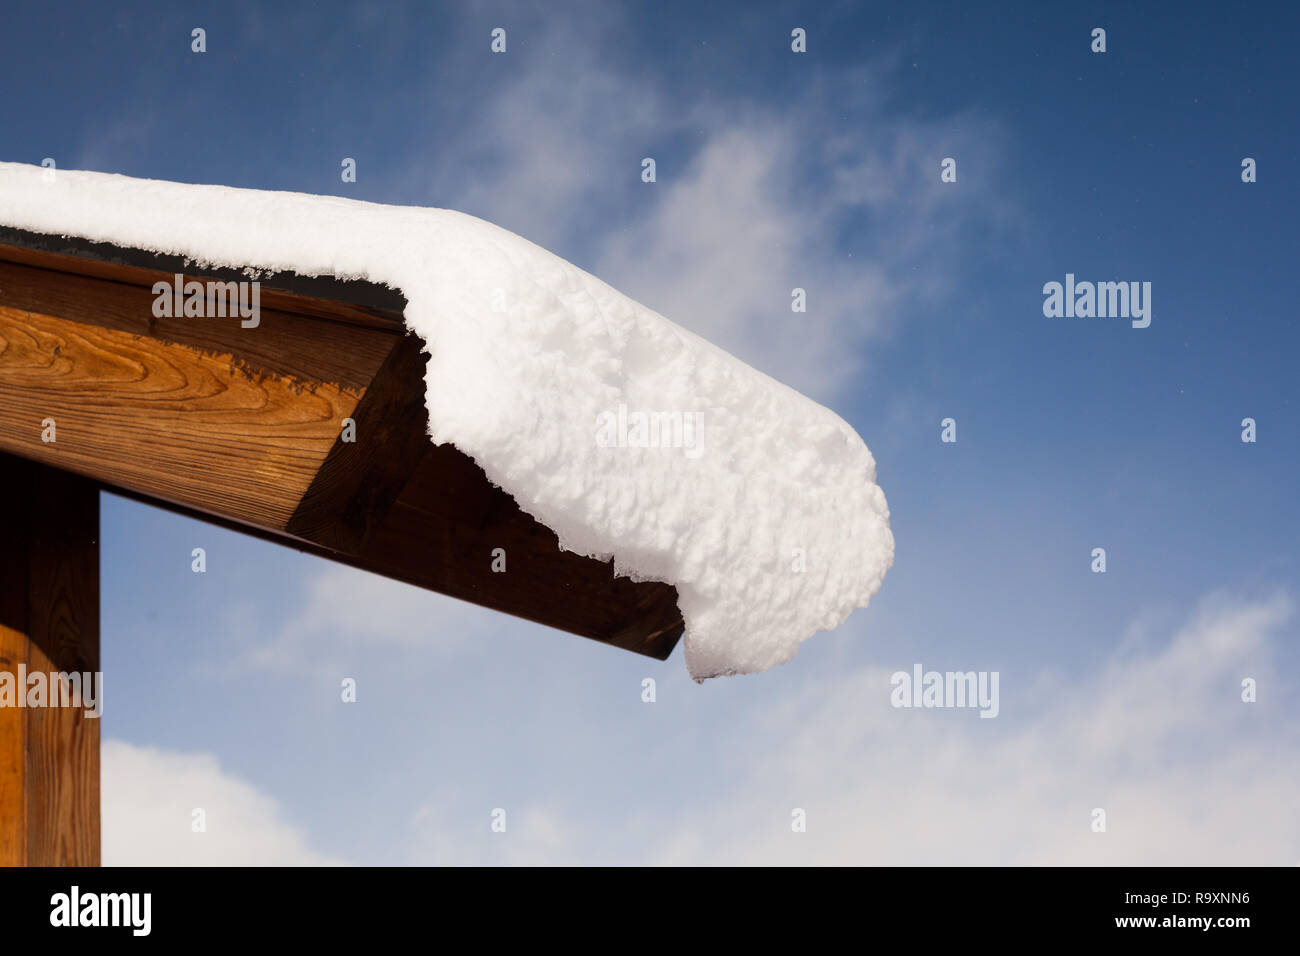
xmin=0 ymin=161 xmax=894 ymax=679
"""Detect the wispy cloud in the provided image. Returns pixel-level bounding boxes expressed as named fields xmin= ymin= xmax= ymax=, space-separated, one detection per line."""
xmin=648 ymin=591 xmax=1298 ymax=865
xmin=404 ymin=14 xmax=1011 ymax=400
xmin=409 ymin=802 xmax=577 ymax=866
xmin=236 ymin=564 xmax=499 ymax=679
xmin=349 ymin=590 xmax=1295 ymax=866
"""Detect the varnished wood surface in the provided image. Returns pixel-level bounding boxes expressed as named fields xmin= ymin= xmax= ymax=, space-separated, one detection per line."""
xmin=0 ymin=303 xmax=363 ymax=531
xmin=0 ymin=456 xmax=100 ymax=866
xmin=0 ymin=241 xmax=685 ymax=659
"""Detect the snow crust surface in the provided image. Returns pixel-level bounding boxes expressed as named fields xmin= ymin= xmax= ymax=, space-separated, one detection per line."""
xmin=0 ymin=163 xmax=893 ymax=679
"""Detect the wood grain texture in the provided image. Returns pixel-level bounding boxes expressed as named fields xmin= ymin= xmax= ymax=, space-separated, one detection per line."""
xmin=0 ymin=303 xmax=363 ymax=530
xmin=0 ymin=257 xmax=394 ymax=394
xmin=0 ymin=454 xmax=99 ymax=866
xmin=0 ymin=559 xmax=28 ymax=865
xmin=0 ymin=241 xmax=686 ymax=659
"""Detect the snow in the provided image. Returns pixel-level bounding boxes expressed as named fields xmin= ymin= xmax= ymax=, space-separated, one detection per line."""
xmin=0 ymin=162 xmax=893 ymax=679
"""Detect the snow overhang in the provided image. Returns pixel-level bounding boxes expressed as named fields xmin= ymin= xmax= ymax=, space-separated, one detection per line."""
xmin=0 ymin=164 xmax=893 ymax=678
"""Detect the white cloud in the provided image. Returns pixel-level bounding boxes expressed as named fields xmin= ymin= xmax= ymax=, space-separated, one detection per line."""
xmin=412 ymin=18 xmax=1009 ymax=401
xmin=592 ymin=120 xmax=899 ymax=398
xmin=336 ymin=589 xmax=1298 ymax=867
xmin=590 ymin=101 xmax=1009 ymax=400
xmin=102 ymin=739 xmax=345 ymax=866
xmin=142 ymin=578 xmax=1299 ymax=866
xmin=239 ymin=563 xmax=506 ymax=678
xmin=409 ymin=802 xmax=577 ymax=867
xmin=648 ymin=592 xmax=1299 ymax=865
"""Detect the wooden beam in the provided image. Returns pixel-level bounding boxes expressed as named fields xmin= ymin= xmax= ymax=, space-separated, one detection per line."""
xmin=284 ymin=326 xmax=684 ymax=658
xmin=0 ymin=245 xmax=397 ymax=532
xmin=286 ymin=330 xmax=431 ymax=553
xmin=0 ymin=453 xmax=100 ymax=866
xmin=0 ymin=240 xmax=685 ymax=659
xmin=0 ymin=301 xmax=367 ymax=530
xmin=342 ymin=444 xmax=685 ymax=659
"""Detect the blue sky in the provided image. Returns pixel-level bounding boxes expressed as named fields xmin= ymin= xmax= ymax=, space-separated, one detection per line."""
xmin=4 ymin=1 xmax=1297 ymax=863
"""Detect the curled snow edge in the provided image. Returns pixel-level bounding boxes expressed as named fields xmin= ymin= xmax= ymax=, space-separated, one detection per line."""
xmin=0 ymin=162 xmax=893 ymax=680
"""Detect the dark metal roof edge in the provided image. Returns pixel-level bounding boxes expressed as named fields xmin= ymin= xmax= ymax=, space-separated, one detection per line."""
xmin=0 ymin=225 xmax=408 ymax=321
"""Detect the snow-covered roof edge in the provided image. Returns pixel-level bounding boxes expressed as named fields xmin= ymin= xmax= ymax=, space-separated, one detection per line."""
xmin=0 ymin=162 xmax=893 ymax=679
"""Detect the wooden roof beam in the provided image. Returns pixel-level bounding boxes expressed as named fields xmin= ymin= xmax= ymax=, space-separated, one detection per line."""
xmin=0 ymin=235 xmax=684 ymax=660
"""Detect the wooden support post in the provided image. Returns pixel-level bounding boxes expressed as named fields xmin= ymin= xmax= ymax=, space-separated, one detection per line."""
xmin=0 ymin=453 xmax=100 ymax=866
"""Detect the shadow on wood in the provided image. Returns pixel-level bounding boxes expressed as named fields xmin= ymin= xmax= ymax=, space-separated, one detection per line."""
xmin=0 ymin=230 xmax=684 ymax=658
